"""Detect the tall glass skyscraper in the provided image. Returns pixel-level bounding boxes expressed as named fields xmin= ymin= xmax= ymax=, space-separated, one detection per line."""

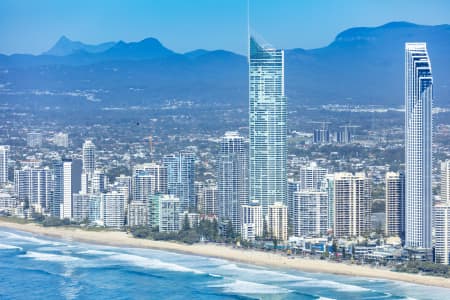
xmin=405 ymin=43 xmax=433 ymax=249
xmin=217 ymin=131 xmax=248 ymax=231
xmin=249 ymin=37 xmax=287 ymax=215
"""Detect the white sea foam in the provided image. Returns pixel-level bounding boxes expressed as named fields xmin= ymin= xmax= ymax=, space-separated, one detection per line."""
xmin=317 ymin=297 xmax=336 ymax=300
xmin=0 ymin=243 xmax=22 ymax=250
xmin=219 ymin=263 xmax=313 ymax=282
xmin=3 ymin=231 xmax=63 ymax=245
xmin=20 ymin=251 xmax=83 ymax=263
xmin=210 ymin=279 xmax=291 ymax=294
xmin=78 ymin=249 xmax=115 ymax=256
xmin=292 ymin=279 xmax=370 ymax=292
xmin=105 ymin=253 xmax=205 ymax=274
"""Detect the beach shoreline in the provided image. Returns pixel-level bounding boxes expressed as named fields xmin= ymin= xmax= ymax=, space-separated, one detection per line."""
xmin=1 ymin=219 xmax=449 ymax=289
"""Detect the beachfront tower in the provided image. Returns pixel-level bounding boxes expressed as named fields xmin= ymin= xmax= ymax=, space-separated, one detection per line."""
xmin=405 ymin=43 xmax=433 ymax=249
xmin=385 ymin=172 xmax=405 ymax=241
xmin=0 ymin=145 xmax=9 ymax=185
xmin=249 ymin=36 xmax=287 ymax=215
xmin=217 ymin=131 xmax=248 ymax=232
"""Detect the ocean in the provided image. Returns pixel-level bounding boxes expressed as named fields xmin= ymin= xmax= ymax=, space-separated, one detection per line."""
xmin=0 ymin=228 xmax=448 ymax=300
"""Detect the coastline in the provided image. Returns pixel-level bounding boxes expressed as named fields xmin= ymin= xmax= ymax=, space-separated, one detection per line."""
xmin=1 ymin=219 xmax=449 ymax=289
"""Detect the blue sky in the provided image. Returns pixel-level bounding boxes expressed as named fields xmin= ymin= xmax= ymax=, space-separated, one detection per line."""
xmin=1 ymin=0 xmax=450 ymax=55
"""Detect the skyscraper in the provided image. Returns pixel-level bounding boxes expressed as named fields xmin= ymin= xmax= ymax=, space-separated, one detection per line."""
xmin=385 ymin=172 xmax=405 ymax=241
xmin=72 ymin=193 xmax=90 ymax=223
xmin=52 ymin=158 xmax=81 ymax=220
xmin=82 ymin=140 xmax=96 ymax=174
xmin=217 ymin=131 xmax=248 ymax=231
xmin=163 ymin=151 xmax=196 ymax=212
xmin=241 ymin=200 xmax=263 ymax=241
xmin=61 ymin=159 xmax=74 ymax=219
xmin=299 ymin=162 xmax=328 ymax=191
xmin=14 ymin=166 xmax=52 ymax=213
xmin=293 ymin=191 xmax=328 ymax=237
xmin=102 ymin=191 xmax=125 ymax=229
xmin=134 ymin=163 xmax=167 ymax=194
xmin=405 ymin=43 xmax=433 ymax=249
xmin=333 ymin=172 xmax=371 ymax=238
xmin=132 ymin=169 xmax=154 ymax=203
xmin=203 ymin=183 xmax=218 ymax=216
xmin=158 ymin=194 xmax=181 ymax=232
xmin=0 ymin=145 xmax=9 ymax=185
xmin=249 ymin=36 xmax=286 ymax=215
xmin=434 ymin=204 xmax=450 ymax=265
xmin=441 ymin=160 xmax=450 ymax=203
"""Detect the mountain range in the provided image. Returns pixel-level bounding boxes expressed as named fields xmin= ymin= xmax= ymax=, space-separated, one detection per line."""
xmin=1 ymin=21 xmax=449 ymax=107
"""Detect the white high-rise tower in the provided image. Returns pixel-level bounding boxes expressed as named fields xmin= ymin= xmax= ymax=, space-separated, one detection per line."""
xmin=0 ymin=145 xmax=9 ymax=185
xmin=405 ymin=43 xmax=433 ymax=249
xmin=82 ymin=140 xmax=96 ymax=174
xmin=249 ymin=37 xmax=286 ymax=215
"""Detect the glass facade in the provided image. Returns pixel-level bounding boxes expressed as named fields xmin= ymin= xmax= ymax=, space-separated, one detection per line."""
xmin=249 ymin=37 xmax=287 ymax=215
xmin=405 ymin=43 xmax=433 ymax=249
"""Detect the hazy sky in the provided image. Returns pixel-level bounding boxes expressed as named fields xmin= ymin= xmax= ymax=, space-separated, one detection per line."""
xmin=1 ymin=0 xmax=450 ymax=55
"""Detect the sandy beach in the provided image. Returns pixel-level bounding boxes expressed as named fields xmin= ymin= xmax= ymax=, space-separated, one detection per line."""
xmin=1 ymin=219 xmax=449 ymax=289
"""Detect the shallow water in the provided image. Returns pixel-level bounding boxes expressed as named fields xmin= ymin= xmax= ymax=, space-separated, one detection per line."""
xmin=0 ymin=227 xmax=448 ymax=299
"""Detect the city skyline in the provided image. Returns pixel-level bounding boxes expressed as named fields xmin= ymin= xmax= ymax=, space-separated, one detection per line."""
xmin=1 ymin=1 xmax=450 ymax=295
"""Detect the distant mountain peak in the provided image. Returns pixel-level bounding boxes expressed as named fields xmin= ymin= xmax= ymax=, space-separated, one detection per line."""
xmin=57 ymin=35 xmax=71 ymax=43
xmin=43 ymin=36 xmax=116 ymax=56
xmin=380 ymin=21 xmax=419 ymax=28
xmin=102 ymin=37 xmax=176 ymax=60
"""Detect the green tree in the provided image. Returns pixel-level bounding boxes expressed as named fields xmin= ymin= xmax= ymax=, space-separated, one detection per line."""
xmin=263 ymin=218 xmax=268 ymax=239
xmin=182 ymin=214 xmax=190 ymax=231
xmin=224 ymin=220 xmax=234 ymax=240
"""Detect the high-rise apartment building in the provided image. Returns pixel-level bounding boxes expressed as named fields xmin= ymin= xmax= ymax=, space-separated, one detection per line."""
xmin=128 ymin=201 xmax=148 ymax=227
xmin=299 ymin=162 xmax=328 ymax=191
xmin=163 ymin=151 xmax=195 ymax=211
xmin=249 ymin=37 xmax=286 ymax=215
xmin=102 ymin=191 xmax=125 ymax=229
xmin=82 ymin=140 xmax=96 ymax=174
xmin=267 ymin=202 xmax=288 ymax=241
xmin=441 ymin=160 xmax=450 ymax=203
xmin=293 ymin=191 xmax=328 ymax=237
xmin=72 ymin=193 xmax=90 ymax=223
xmin=52 ymin=158 xmax=81 ymax=219
xmin=14 ymin=166 xmax=52 ymax=213
xmin=132 ymin=169 xmax=154 ymax=204
xmin=435 ymin=204 xmax=450 ymax=265
xmin=53 ymin=133 xmax=69 ymax=148
xmin=287 ymin=180 xmax=300 ymax=225
xmin=158 ymin=194 xmax=181 ymax=232
xmin=333 ymin=172 xmax=371 ymax=238
xmin=240 ymin=201 xmax=263 ymax=241
xmin=203 ymin=183 xmax=218 ymax=216
xmin=385 ymin=172 xmax=405 ymax=240
xmin=0 ymin=145 xmax=9 ymax=185
xmin=217 ymin=131 xmax=248 ymax=232
xmin=134 ymin=163 xmax=167 ymax=194
xmin=27 ymin=132 xmax=42 ymax=148
xmin=405 ymin=43 xmax=433 ymax=249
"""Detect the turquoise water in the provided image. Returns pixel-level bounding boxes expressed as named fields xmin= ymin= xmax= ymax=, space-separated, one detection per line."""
xmin=0 ymin=227 xmax=448 ymax=299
